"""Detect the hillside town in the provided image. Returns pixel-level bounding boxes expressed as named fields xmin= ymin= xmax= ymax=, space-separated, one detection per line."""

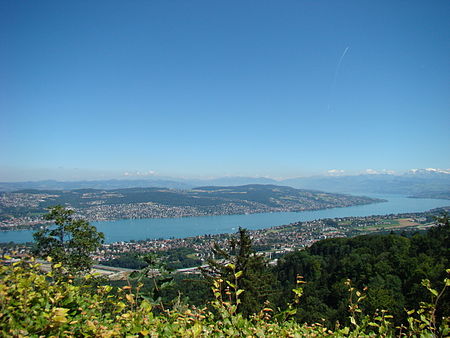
xmin=0 ymin=186 xmax=381 ymax=230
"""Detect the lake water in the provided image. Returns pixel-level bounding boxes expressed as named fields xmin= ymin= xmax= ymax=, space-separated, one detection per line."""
xmin=1 ymin=194 xmax=449 ymax=244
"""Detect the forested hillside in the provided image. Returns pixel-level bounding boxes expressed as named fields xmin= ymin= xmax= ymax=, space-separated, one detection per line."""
xmin=275 ymin=215 xmax=450 ymax=327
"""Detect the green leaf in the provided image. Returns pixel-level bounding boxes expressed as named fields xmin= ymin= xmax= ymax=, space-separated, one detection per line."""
xmin=236 ymin=289 xmax=244 ymax=296
xmin=226 ymin=263 xmax=236 ymax=270
xmin=226 ymin=281 xmax=236 ymax=289
xmin=429 ymin=288 xmax=438 ymax=297
xmin=341 ymin=327 xmax=350 ymax=335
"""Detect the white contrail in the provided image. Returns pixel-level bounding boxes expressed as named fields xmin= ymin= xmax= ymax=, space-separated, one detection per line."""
xmin=336 ymin=46 xmax=350 ymax=76
xmin=328 ymin=46 xmax=350 ymax=111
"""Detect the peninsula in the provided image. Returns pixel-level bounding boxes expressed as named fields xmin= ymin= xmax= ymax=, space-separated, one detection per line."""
xmin=0 ymin=184 xmax=383 ymax=230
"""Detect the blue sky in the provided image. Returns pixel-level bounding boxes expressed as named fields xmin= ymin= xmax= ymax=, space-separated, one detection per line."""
xmin=1 ymin=0 xmax=449 ymax=181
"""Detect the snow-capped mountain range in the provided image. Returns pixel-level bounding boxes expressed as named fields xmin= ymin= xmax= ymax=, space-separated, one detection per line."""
xmin=406 ymin=168 xmax=450 ymax=175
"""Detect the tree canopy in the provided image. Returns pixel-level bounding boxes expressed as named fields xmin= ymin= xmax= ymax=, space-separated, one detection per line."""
xmin=201 ymin=227 xmax=279 ymax=316
xmin=274 ymin=214 xmax=450 ymax=327
xmin=33 ymin=205 xmax=104 ymax=275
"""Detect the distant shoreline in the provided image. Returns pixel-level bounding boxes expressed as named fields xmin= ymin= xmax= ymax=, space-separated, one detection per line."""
xmin=0 ymin=185 xmax=382 ymax=231
xmin=0 ymin=197 xmax=385 ymax=232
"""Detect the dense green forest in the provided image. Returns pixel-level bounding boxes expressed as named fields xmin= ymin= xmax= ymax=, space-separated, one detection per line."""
xmin=274 ymin=219 xmax=449 ymax=327
xmin=102 ymin=247 xmax=203 ymax=270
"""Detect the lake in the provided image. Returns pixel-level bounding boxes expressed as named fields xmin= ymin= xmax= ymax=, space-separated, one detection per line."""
xmin=1 ymin=194 xmax=449 ymax=243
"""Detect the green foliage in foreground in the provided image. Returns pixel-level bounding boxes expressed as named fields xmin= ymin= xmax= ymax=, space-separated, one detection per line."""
xmin=1 ymin=258 xmax=449 ymax=337
xmin=201 ymin=228 xmax=280 ymax=317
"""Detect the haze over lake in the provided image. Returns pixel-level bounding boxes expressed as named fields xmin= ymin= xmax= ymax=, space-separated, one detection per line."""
xmin=1 ymin=194 xmax=449 ymax=244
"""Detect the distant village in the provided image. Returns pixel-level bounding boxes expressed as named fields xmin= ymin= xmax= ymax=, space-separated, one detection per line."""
xmin=0 ymin=187 xmax=380 ymax=230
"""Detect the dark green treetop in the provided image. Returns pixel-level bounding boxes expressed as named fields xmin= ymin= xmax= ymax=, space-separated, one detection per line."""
xmin=201 ymin=227 xmax=279 ymax=316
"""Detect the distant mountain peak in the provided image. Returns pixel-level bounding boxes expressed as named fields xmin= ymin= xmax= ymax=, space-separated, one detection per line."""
xmin=363 ymin=169 xmax=396 ymax=175
xmin=407 ymin=168 xmax=450 ymax=175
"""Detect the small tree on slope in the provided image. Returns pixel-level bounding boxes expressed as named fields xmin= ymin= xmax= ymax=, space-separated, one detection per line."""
xmin=33 ymin=205 xmax=104 ymax=275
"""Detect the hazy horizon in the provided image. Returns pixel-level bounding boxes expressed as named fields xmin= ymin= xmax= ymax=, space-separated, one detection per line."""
xmin=1 ymin=166 xmax=449 ymax=183
xmin=1 ymin=1 xmax=449 ymax=182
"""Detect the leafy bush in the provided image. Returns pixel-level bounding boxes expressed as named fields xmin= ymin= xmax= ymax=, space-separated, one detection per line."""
xmin=1 ymin=256 xmax=448 ymax=337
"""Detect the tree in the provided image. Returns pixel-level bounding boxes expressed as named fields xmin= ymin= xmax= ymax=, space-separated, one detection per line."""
xmin=128 ymin=252 xmax=175 ymax=310
xmin=33 ymin=205 xmax=104 ymax=275
xmin=201 ymin=228 xmax=279 ymax=316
